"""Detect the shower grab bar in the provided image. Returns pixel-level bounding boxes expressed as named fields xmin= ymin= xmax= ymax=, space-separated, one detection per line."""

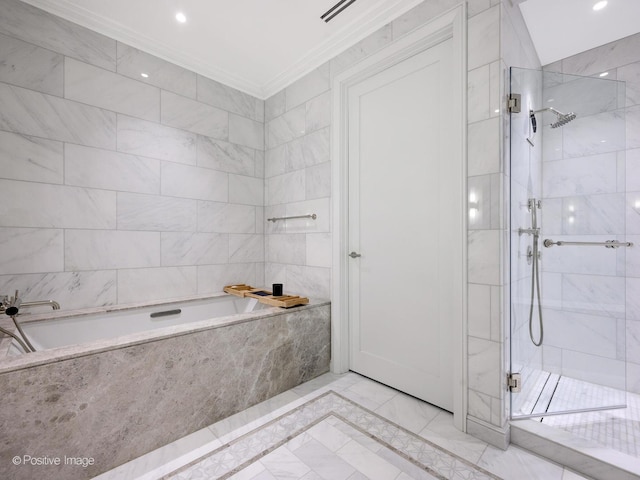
xmin=267 ymin=214 xmax=316 ymax=223
xmin=543 ymin=239 xmax=633 ymax=248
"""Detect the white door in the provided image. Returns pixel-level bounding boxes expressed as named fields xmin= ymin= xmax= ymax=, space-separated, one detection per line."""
xmin=348 ymin=38 xmax=457 ymax=411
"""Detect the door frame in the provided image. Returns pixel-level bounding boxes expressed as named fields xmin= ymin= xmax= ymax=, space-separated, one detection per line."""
xmin=330 ymin=4 xmax=468 ymax=430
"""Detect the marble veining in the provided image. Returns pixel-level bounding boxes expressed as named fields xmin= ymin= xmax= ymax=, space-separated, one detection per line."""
xmin=116 ymin=192 xmax=197 ymax=232
xmin=0 ymin=31 xmax=63 ymax=96
xmin=117 ymin=114 xmax=197 ymax=164
xmin=197 ymin=75 xmax=262 ymax=122
xmin=64 ymin=144 xmax=161 ymax=195
xmin=0 ymin=83 xmax=116 ymax=149
xmin=0 ymin=179 xmax=116 ymax=229
xmin=267 ymin=104 xmax=306 ymax=148
xmin=0 ymin=130 xmax=63 ymax=184
xmin=168 ymin=391 xmax=500 ymax=480
xmin=0 ymin=227 xmax=63 ymax=275
xmin=0 ymin=271 xmax=117 ymax=311
xmin=117 ymin=43 xmax=197 ymax=99
xmin=197 ymin=201 xmax=256 ymax=234
xmin=228 ymin=113 xmax=264 ymax=151
xmin=161 ymin=90 xmax=228 ymax=140
xmin=161 ymin=162 xmax=228 ymax=203
xmin=64 ymin=229 xmax=160 ymax=271
xmin=160 ymin=232 xmax=228 ymax=266
xmin=196 ymin=136 xmax=255 ymax=176
xmin=285 ymin=63 xmax=330 ymax=111
xmin=65 ymin=57 xmax=160 ymax=122
xmin=0 ymin=302 xmax=330 ymax=480
xmin=0 ymin=0 xmax=116 ymax=71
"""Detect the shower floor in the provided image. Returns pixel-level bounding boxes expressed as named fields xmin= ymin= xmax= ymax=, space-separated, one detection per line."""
xmin=521 ymin=373 xmax=640 ymax=459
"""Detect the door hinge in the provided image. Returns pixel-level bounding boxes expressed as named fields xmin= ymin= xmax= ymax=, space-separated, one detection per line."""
xmin=507 ymin=373 xmax=522 ymax=393
xmin=508 ymin=93 xmax=521 ymax=113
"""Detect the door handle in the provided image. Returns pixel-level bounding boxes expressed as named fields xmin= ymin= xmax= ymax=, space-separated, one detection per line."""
xmin=349 ymin=251 xmax=361 ymax=258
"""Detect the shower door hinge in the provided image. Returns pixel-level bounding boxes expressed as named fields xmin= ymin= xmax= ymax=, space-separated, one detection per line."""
xmin=508 ymin=94 xmax=521 ymax=113
xmin=507 ymin=373 xmax=522 ymax=393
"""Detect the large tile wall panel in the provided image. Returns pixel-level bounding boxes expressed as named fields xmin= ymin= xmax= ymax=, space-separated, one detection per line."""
xmin=197 ymin=136 xmax=256 ymax=176
xmin=117 ymin=43 xmax=197 ymax=99
xmin=64 ymin=144 xmax=160 ymax=194
xmin=64 ymin=230 xmax=160 ymax=271
xmin=161 ymin=90 xmax=228 ymax=139
xmin=229 ymin=113 xmax=264 ymax=150
xmin=0 ymin=130 xmax=63 ymax=184
xmin=197 ymin=202 xmax=256 ymax=234
xmin=116 ymin=193 xmax=197 ymax=232
xmin=0 ymin=83 xmax=116 ymax=149
xmin=65 ymin=58 xmax=160 ymax=122
xmin=161 ymin=163 xmax=228 ymax=202
xmin=0 ymin=227 xmax=63 ymax=274
xmin=0 ymin=32 xmax=63 ymax=96
xmin=160 ymin=232 xmax=228 ymax=266
xmin=117 ymin=266 xmax=197 ymax=304
xmin=116 ymin=114 xmax=197 ymax=164
xmin=0 ymin=271 xmax=117 ymax=310
xmin=197 ymin=75 xmax=262 ymax=121
xmin=285 ymin=63 xmax=330 ymax=111
xmin=0 ymin=0 xmax=264 ymax=310
xmin=0 ymin=179 xmax=116 ymax=229
xmin=0 ymin=0 xmax=116 ymax=70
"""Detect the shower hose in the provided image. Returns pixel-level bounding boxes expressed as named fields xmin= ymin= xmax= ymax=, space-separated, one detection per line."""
xmin=529 ymin=210 xmax=544 ymax=347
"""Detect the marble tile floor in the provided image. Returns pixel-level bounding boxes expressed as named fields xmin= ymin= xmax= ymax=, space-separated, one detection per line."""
xmin=540 ymin=378 xmax=640 ymax=459
xmin=96 ymin=372 xmax=589 ymax=480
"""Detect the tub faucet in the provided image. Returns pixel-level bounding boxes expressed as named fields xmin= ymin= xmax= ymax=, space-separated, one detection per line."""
xmin=0 ymin=290 xmax=22 ymax=315
xmin=0 ymin=290 xmax=60 ymax=315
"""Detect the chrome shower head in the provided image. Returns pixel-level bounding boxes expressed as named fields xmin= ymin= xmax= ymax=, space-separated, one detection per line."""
xmin=549 ymin=111 xmax=576 ymax=128
xmin=531 ymin=107 xmax=576 ymax=129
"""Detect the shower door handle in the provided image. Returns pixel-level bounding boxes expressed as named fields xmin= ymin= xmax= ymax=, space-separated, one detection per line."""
xmin=349 ymin=251 xmax=361 ymax=258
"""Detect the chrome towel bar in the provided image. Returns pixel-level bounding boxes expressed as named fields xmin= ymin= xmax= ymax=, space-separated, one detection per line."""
xmin=543 ymin=239 xmax=633 ymax=248
xmin=267 ymin=214 xmax=317 ymax=223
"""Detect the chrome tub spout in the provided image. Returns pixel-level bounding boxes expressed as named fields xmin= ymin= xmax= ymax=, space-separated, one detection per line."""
xmin=21 ymin=299 xmax=61 ymax=310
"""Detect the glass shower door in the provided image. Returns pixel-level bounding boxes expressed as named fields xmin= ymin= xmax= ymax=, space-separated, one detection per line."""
xmin=510 ymin=67 xmax=628 ymax=418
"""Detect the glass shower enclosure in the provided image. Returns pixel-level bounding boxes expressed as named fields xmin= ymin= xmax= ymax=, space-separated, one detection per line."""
xmin=509 ymin=67 xmax=628 ymax=419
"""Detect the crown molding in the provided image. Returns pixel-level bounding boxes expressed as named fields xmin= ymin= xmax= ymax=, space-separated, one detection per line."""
xmin=19 ymin=0 xmax=264 ymax=97
xmin=19 ymin=0 xmax=424 ymax=100
xmin=260 ymin=0 xmax=424 ymax=98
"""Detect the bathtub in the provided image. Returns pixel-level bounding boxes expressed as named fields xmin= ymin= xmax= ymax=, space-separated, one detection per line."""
xmin=0 ymin=293 xmax=331 ymax=480
xmin=5 ymin=294 xmax=267 ymax=355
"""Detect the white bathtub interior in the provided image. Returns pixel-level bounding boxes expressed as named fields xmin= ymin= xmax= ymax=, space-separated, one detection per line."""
xmin=7 ymin=295 xmax=265 ymax=355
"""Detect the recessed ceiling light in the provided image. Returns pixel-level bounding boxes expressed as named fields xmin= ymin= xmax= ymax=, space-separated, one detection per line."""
xmin=175 ymin=12 xmax=187 ymax=23
xmin=140 ymin=73 xmax=149 ymax=78
xmin=599 ymin=71 xmax=609 ymax=77
xmin=593 ymin=1 xmax=608 ymax=11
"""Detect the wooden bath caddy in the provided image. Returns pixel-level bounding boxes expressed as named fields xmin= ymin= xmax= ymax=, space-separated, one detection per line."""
xmin=223 ymin=284 xmax=309 ymax=308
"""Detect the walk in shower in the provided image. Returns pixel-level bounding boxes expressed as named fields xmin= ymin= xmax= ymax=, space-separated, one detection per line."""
xmin=509 ymin=67 xmax=639 ymax=468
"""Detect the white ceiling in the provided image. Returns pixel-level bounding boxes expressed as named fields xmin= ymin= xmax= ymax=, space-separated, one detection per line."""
xmin=20 ymin=0 xmax=640 ymax=100
xmin=21 ymin=0 xmax=422 ymax=99
xmin=519 ymin=0 xmax=640 ymax=66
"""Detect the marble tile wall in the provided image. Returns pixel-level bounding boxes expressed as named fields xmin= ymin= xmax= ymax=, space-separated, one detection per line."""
xmin=264 ymin=62 xmax=331 ymax=300
xmin=263 ymin=0 xmax=521 ymax=446
xmin=0 ymin=0 xmax=265 ymax=310
xmin=541 ymin=32 xmax=640 ymax=394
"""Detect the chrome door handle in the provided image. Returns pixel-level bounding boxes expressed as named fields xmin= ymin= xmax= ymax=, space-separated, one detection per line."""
xmin=349 ymin=251 xmax=361 ymax=258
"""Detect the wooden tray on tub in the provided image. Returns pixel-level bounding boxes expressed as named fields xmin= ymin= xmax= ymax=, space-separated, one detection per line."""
xmin=223 ymin=284 xmax=309 ymax=308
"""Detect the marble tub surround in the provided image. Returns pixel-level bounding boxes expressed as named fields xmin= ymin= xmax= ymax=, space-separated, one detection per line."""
xmin=0 ymin=293 xmax=328 ymax=370
xmin=0 ymin=0 xmax=266 ymax=311
xmin=0 ymin=301 xmax=330 ymax=480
